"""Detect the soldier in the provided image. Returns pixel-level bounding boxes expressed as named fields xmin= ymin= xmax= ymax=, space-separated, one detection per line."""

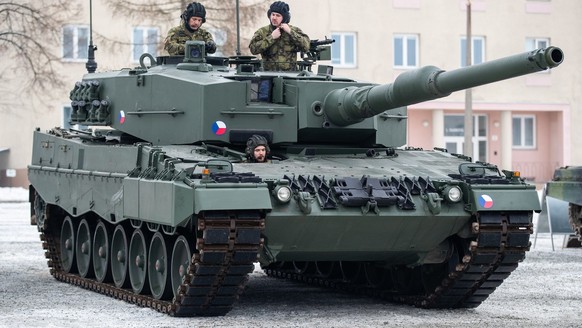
xmin=246 ymin=135 xmax=270 ymax=163
xmin=164 ymin=2 xmax=216 ymax=56
xmin=249 ymin=1 xmax=310 ymax=71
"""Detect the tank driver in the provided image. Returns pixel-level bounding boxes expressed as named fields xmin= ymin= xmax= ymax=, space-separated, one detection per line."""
xmin=246 ymin=135 xmax=270 ymax=163
xmin=249 ymin=1 xmax=310 ymax=71
xmin=164 ymin=2 xmax=216 ymax=56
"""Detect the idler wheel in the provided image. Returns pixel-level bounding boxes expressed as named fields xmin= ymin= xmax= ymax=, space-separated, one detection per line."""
xmin=171 ymin=235 xmax=193 ymax=299
xmin=60 ymin=216 xmax=77 ymax=273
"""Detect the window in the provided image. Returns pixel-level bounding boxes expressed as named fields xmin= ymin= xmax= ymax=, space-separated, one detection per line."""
xmin=444 ymin=115 xmax=488 ymax=162
xmin=512 ymin=115 xmax=536 ymax=149
xmin=63 ymin=25 xmax=89 ymax=61
xmin=132 ymin=27 xmax=159 ymax=62
xmin=526 ymin=37 xmax=549 ymax=50
xmin=393 ymin=34 xmax=418 ymax=68
xmin=460 ymin=36 xmax=485 ymax=67
xmin=331 ymin=32 xmax=356 ymax=68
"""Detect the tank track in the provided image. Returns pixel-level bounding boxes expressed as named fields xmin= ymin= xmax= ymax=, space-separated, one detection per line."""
xmin=568 ymin=204 xmax=582 ymax=240
xmin=264 ymin=211 xmax=532 ymax=308
xmin=39 ymin=205 xmax=264 ymax=316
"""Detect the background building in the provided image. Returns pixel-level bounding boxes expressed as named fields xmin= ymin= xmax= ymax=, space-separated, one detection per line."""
xmin=0 ymin=0 xmax=579 ymax=187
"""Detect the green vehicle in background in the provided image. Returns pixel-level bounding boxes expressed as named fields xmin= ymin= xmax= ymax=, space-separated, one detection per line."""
xmin=545 ymin=166 xmax=582 ymax=240
xmin=28 ymin=40 xmax=563 ymax=316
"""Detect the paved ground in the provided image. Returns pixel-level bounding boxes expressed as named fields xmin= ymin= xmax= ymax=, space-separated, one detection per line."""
xmin=1 ymin=194 xmax=581 ymax=327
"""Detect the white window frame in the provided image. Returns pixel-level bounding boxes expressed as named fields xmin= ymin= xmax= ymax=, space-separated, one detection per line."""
xmin=393 ymin=34 xmax=419 ymax=69
xmin=512 ymin=115 xmax=536 ymax=149
xmin=62 ymin=25 xmax=89 ymax=62
xmin=460 ymin=36 xmax=485 ymax=67
xmin=132 ymin=26 xmax=160 ymax=63
xmin=331 ymin=32 xmax=357 ymax=68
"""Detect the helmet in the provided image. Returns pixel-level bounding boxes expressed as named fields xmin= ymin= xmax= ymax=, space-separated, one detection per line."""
xmin=267 ymin=1 xmax=291 ymax=24
xmin=246 ymin=135 xmax=270 ymax=162
xmin=182 ymin=2 xmax=207 ymax=23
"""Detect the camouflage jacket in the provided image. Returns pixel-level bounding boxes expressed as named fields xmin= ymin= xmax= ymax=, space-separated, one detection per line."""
xmin=164 ymin=24 xmax=215 ymax=55
xmin=249 ymin=25 xmax=310 ymax=71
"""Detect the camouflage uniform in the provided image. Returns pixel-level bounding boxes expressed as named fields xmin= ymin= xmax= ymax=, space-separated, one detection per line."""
xmin=249 ymin=25 xmax=310 ymax=71
xmin=164 ymin=25 xmax=215 ymax=56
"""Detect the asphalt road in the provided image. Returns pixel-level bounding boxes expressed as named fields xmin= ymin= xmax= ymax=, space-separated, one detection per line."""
xmin=1 ymin=201 xmax=581 ymax=328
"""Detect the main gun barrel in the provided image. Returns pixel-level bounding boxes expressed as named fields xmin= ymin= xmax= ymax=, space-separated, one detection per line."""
xmin=323 ymin=47 xmax=564 ymax=126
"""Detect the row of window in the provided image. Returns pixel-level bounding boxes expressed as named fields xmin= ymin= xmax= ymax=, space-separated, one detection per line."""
xmin=63 ymin=25 xmax=159 ymax=62
xmin=443 ymin=114 xmax=536 ymax=149
xmin=331 ymin=32 xmax=550 ymax=69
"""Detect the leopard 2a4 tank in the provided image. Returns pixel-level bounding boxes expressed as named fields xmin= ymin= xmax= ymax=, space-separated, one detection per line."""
xmin=28 ymin=41 xmax=563 ymax=316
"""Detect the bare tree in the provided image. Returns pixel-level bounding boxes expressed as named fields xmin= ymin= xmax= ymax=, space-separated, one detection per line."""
xmin=0 ymin=1 xmax=80 ymax=92
xmin=103 ymin=0 xmax=270 ymax=56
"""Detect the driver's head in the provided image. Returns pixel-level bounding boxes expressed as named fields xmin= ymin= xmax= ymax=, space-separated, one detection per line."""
xmin=245 ymin=135 xmax=270 ymax=163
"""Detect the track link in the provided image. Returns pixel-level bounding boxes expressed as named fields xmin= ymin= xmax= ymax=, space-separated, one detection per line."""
xmin=40 ymin=206 xmax=264 ymax=316
xmin=264 ymin=211 xmax=532 ymax=309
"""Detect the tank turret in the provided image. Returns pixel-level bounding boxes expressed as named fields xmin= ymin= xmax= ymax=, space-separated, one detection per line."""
xmin=66 ymin=45 xmax=563 ymax=149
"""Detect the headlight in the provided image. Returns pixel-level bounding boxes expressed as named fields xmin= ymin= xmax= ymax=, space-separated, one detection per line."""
xmin=444 ymin=186 xmax=462 ymax=203
xmin=273 ymin=185 xmax=292 ymax=203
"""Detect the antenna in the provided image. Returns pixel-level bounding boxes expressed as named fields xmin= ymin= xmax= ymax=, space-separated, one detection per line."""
xmin=236 ymin=0 xmax=241 ymax=55
xmin=85 ymin=0 xmax=98 ymax=73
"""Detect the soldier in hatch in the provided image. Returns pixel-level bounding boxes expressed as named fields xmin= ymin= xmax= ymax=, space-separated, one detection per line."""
xmin=164 ymin=2 xmax=216 ymax=56
xmin=249 ymin=1 xmax=310 ymax=71
xmin=246 ymin=135 xmax=270 ymax=163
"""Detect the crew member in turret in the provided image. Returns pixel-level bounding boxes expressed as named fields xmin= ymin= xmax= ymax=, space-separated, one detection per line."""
xmin=164 ymin=2 xmax=216 ymax=56
xmin=249 ymin=1 xmax=310 ymax=71
xmin=246 ymin=135 xmax=270 ymax=163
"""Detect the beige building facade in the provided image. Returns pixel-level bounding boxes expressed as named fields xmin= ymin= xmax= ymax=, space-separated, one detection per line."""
xmin=0 ymin=0 xmax=579 ymax=187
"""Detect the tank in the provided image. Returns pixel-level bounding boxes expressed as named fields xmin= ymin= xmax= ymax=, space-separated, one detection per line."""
xmin=545 ymin=166 xmax=582 ymax=239
xmin=28 ymin=41 xmax=564 ymax=316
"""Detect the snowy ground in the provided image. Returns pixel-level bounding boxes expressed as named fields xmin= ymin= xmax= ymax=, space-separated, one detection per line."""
xmin=1 ymin=188 xmax=581 ymax=327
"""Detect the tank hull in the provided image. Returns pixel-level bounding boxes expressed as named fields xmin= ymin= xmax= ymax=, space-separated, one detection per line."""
xmin=545 ymin=166 xmax=582 ymax=239
xmin=29 ymin=129 xmax=539 ymax=314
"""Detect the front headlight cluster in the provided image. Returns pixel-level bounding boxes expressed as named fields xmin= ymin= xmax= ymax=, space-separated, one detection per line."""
xmin=443 ymin=185 xmax=463 ymax=203
xmin=273 ymin=185 xmax=292 ymax=203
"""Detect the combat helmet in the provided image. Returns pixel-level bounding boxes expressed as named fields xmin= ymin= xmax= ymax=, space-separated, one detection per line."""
xmin=267 ymin=1 xmax=291 ymax=24
xmin=245 ymin=135 xmax=270 ymax=162
xmin=182 ymin=2 xmax=207 ymax=23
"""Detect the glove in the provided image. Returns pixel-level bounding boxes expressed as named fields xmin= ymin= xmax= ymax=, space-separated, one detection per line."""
xmin=205 ymin=41 xmax=216 ymax=54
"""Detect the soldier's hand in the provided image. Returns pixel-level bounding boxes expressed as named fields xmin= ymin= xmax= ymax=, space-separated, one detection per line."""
xmin=271 ymin=28 xmax=281 ymax=40
xmin=205 ymin=41 xmax=216 ymax=54
xmin=279 ymin=24 xmax=291 ymax=34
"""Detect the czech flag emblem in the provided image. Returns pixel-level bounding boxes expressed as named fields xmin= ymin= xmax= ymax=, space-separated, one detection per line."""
xmin=119 ymin=110 xmax=126 ymax=124
xmin=479 ymin=194 xmax=494 ymax=209
xmin=212 ymin=120 xmax=227 ymax=135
